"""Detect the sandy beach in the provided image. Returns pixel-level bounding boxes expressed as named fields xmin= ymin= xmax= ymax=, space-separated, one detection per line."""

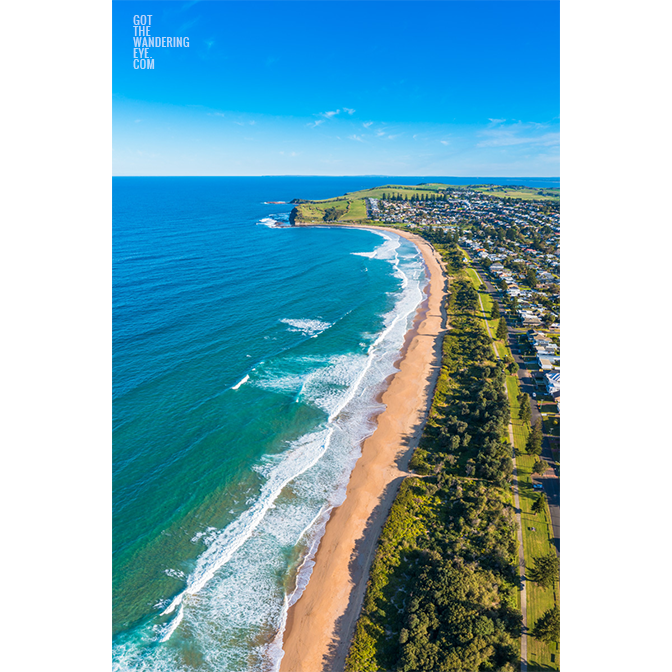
xmin=279 ymin=226 xmax=448 ymax=672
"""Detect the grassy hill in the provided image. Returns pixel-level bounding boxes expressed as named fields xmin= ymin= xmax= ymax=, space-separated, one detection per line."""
xmin=290 ymin=183 xmax=559 ymax=225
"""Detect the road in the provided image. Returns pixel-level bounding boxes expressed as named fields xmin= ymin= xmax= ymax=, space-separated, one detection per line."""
xmin=472 ymin=261 xmax=560 ymax=555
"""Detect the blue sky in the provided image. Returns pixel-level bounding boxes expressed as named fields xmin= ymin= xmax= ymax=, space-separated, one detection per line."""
xmin=113 ymin=1 xmax=559 ymax=176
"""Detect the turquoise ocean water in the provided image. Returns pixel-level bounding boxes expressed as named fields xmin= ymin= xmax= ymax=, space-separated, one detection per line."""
xmin=112 ymin=176 xmax=558 ymax=671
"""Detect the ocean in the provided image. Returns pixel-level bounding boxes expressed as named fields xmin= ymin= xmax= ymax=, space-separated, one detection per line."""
xmin=112 ymin=176 xmax=558 ymax=671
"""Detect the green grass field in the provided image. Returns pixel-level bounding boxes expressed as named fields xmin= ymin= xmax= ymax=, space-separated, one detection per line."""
xmin=343 ymin=198 xmax=367 ymax=220
xmin=517 ymin=453 xmax=560 ymax=669
xmin=472 ymin=186 xmax=560 ymax=202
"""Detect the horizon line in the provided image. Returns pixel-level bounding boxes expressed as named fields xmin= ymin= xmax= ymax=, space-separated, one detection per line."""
xmin=112 ymin=174 xmax=560 ymax=179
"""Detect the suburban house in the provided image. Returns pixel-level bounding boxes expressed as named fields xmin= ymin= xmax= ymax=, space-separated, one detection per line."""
xmin=545 ymin=370 xmax=560 ymax=399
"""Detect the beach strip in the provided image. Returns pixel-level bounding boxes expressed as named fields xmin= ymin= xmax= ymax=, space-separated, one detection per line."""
xmin=279 ymin=228 xmax=447 ymax=672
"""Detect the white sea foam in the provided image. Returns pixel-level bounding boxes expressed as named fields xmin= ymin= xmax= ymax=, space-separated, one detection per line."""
xmin=156 ymin=605 xmax=184 ymax=643
xmin=257 ymin=213 xmax=290 ymax=228
xmin=231 ymin=374 xmax=250 ymax=390
xmin=160 ymin=426 xmax=335 ymax=619
xmin=164 ymin=568 xmax=186 ymax=580
xmin=257 ymin=217 xmax=280 ymax=228
xmin=279 ymin=318 xmax=332 ymax=337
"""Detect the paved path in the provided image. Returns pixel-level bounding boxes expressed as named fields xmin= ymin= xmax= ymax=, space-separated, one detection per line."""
xmin=473 ymin=277 xmax=528 ymax=672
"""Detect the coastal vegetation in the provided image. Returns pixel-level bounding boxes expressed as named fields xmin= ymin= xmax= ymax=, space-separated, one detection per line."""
xmin=345 ymin=240 xmax=522 ymax=672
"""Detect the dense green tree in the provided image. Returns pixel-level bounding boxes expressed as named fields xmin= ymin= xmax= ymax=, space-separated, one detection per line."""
xmin=490 ymin=301 xmax=500 ymax=320
xmin=525 ymin=268 xmax=538 ymax=288
xmin=519 ymin=396 xmax=531 ymax=424
xmin=531 ymin=492 xmax=547 ymax=515
xmin=526 ymin=419 xmax=543 ymax=455
xmin=533 ymin=458 xmax=549 ymax=475
xmin=323 ymin=207 xmax=340 ymax=221
xmin=507 ymin=360 xmax=518 ymax=375
xmin=496 ymin=318 xmax=507 ymax=340
xmin=531 ymin=605 xmax=560 ymax=644
xmin=528 ymin=552 xmax=559 ymax=590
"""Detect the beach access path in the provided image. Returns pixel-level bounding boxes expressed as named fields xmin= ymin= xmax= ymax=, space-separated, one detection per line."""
xmin=279 ymin=226 xmax=448 ymax=672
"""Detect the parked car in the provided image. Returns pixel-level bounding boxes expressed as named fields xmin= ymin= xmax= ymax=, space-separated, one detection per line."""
xmin=532 ymin=483 xmax=543 ymax=490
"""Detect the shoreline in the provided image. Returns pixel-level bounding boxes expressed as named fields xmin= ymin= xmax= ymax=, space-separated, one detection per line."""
xmin=279 ymin=225 xmax=448 ymax=672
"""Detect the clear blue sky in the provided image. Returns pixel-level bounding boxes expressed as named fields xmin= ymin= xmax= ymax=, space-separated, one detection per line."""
xmin=113 ymin=1 xmax=559 ymax=176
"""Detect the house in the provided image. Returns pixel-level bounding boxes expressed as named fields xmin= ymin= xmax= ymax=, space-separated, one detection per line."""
xmin=537 ymin=354 xmax=560 ymax=370
xmin=520 ymin=311 xmax=542 ymax=326
xmin=545 ymin=370 xmax=560 ymax=398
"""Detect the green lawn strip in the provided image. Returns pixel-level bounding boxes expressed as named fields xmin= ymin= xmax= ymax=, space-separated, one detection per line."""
xmin=495 ymin=341 xmax=508 ymax=360
xmin=505 ymin=374 xmax=559 ymax=670
xmin=516 ymin=454 xmax=559 ymax=669
xmin=463 ymin=263 xmax=507 ymax=349
xmin=504 ymin=357 xmax=559 ymax=669
xmin=505 ymin=376 xmax=530 ymax=452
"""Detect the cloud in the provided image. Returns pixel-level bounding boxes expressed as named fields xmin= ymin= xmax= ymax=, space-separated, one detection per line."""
xmin=387 ymin=134 xmax=401 ymax=140
xmin=205 ymin=39 xmax=215 ymax=51
xmin=476 ymin=122 xmax=559 ymax=148
xmin=348 ymin=134 xmax=365 ymax=142
xmin=177 ymin=17 xmax=200 ymax=34
xmin=440 ymin=140 xmax=450 ymax=145
xmin=307 ymin=119 xmax=325 ymax=128
xmin=322 ymin=109 xmax=340 ymax=119
xmin=488 ymin=118 xmax=506 ymax=126
xmin=363 ymin=121 xmax=373 ymax=128
xmin=343 ymin=108 xmax=356 ymax=115
xmin=134 ymin=119 xmax=142 ymax=123
xmin=376 ymin=130 xmax=385 ymax=137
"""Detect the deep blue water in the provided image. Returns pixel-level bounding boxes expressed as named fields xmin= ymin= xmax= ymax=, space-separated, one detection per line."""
xmin=112 ymin=176 xmax=556 ymax=671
